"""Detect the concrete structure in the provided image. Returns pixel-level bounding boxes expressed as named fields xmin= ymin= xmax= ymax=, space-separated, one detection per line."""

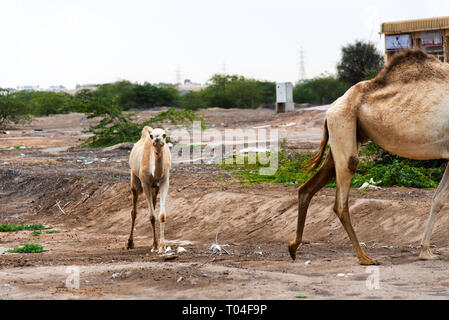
xmin=275 ymin=82 xmax=294 ymax=113
xmin=47 ymin=85 xmax=68 ymax=92
xmin=16 ymin=85 xmax=40 ymax=91
xmin=380 ymin=16 xmax=449 ymax=63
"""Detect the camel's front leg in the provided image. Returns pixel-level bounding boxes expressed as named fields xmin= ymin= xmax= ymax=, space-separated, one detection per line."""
xmin=158 ymin=173 xmax=169 ymax=254
xmin=143 ymin=184 xmax=159 ymax=252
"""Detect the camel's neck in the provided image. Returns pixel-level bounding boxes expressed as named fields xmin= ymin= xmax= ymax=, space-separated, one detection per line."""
xmin=153 ymin=149 xmax=165 ymax=180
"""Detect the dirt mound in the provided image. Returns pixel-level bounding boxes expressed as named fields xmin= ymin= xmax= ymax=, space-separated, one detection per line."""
xmin=2 ymin=155 xmax=445 ymax=249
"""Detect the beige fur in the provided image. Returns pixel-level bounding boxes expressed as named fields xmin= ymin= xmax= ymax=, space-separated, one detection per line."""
xmin=126 ymin=126 xmax=171 ymax=253
xmin=289 ymin=48 xmax=449 ymax=264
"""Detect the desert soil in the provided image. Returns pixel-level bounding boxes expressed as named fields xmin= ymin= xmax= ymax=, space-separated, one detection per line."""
xmin=1 ymin=106 xmax=449 ymax=300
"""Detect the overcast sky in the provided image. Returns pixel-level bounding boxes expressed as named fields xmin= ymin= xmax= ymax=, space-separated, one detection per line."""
xmin=1 ymin=0 xmax=449 ymax=89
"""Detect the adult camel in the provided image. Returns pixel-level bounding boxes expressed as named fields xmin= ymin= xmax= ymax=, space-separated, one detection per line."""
xmin=288 ymin=48 xmax=449 ymax=265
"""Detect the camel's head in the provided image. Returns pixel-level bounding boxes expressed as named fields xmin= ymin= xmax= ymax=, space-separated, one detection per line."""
xmin=150 ymin=128 xmax=167 ymax=149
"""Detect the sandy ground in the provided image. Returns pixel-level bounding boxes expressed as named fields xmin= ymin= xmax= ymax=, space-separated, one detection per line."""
xmin=1 ymin=106 xmax=449 ymax=300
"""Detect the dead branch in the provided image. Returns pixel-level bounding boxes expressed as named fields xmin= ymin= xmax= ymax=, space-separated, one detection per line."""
xmin=55 ymin=200 xmax=66 ymax=215
xmin=177 ymin=177 xmax=203 ymax=192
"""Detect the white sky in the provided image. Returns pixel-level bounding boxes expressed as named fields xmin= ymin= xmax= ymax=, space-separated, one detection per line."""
xmin=1 ymin=0 xmax=449 ymax=89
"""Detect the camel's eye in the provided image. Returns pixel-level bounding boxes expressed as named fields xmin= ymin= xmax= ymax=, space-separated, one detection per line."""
xmin=150 ymin=135 xmax=153 ymax=139
xmin=163 ymin=134 xmax=166 ymax=139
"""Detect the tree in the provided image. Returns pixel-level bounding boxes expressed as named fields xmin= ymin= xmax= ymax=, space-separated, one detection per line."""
xmin=197 ymin=74 xmax=271 ymax=109
xmin=337 ymin=40 xmax=384 ymax=85
xmin=28 ymin=91 xmax=72 ymax=116
xmin=92 ymin=81 xmax=180 ymax=110
xmin=293 ymin=76 xmax=350 ymax=105
xmin=0 ymin=89 xmax=30 ymax=129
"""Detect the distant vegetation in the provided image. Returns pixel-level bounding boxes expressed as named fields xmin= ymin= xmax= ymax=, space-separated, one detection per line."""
xmin=0 ymin=39 xmax=385 ymax=130
xmin=180 ymin=74 xmax=276 ymax=110
xmin=293 ymin=75 xmax=350 ymax=105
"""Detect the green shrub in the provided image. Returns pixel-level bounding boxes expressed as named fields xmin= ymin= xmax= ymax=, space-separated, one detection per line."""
xmin=7 ymin=243 xmax=45 ymax=253
xmin=81 ymin=104 xmax=205 ymax=148
xmin=0 ymin=224 xmax=45 ymax=232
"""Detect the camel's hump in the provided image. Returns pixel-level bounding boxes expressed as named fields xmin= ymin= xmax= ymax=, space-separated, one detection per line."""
xmin=372 ymin=48 xmax=449 ymax=86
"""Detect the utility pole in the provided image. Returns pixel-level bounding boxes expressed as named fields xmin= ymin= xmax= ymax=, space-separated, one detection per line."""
xmin=222 ymin=61 xmax=227 ymax=75
xmin=298 ymin=47 xmax=306 ymax=83
xmin=175 ymin=66 xmax=182 ymax=85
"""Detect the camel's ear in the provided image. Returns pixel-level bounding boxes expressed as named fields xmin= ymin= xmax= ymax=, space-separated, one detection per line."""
xmin=141 ymin=126 xmax=153 ymax=139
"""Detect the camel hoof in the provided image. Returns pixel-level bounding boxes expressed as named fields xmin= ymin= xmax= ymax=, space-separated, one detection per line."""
xmin=151 ymin=243 xmax=159 ymax=253
xmin=358 ymin=256 xmax=377 ymax=265
xmin=288 ymin=241 xmax=299 ymax=261
xmin=126 ymin=239 xmax=134 ymax=249
xmin=158 ymin=243 xmax=166 ymax=254
xmin=419 ymin=249 xmax=438 ymax=260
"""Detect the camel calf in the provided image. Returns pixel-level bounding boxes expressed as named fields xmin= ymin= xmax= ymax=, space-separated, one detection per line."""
xmin=127 ymin=126 xmax=171 ymax=253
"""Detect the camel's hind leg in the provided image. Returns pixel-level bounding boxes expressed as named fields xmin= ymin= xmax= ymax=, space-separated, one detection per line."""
xmin=327 ymin=115 xmax=375 ymax=265
xmin=289 ymin=152 xmax=336 ymax=260
xmin=419 ymin=162 xmax=449 ymax=260
xmin=127 ymin=174 xmax=142 ymax=249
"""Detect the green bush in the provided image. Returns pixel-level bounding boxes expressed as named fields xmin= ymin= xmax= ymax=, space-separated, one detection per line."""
xmin=7 ymin=243 xmax=45 ymax=253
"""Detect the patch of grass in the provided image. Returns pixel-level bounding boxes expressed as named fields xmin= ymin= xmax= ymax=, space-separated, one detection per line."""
xmin=7 ymin=243 xmax=45 ymax=253
xmin=31 ymin=230 xmax=42 ymax=236
xmin=45 ymin=230 xmax=60 ymax=234
xmin=217 ymin=140 xmax=445 ymax=189
xmin=295 ymin=295 xmax=308 ymax=299
xmin=0 ymin=224 xmax=45 ymax=232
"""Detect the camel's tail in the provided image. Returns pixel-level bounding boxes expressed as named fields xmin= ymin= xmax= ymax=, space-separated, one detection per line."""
xmin=303 ymin=119 xmax=329 ymax=174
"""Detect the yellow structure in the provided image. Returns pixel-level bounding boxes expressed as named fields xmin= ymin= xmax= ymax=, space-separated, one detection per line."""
xmin=380 ymin=16 xmax=449 ymax=63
